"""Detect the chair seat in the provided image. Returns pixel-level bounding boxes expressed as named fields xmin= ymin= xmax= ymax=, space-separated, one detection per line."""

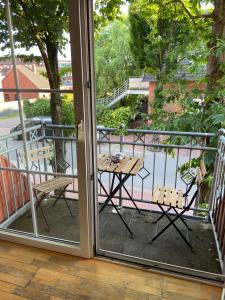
xmin=33 ymin=177 xmax=73 ymax=194
xmin=153 ymin=186 xmax=183 ymax=209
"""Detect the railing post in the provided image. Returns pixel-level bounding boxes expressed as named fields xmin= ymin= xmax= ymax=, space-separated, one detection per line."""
xmin=119 ymin=123 xmax=125 ymax=208
xmin=209 ymin=128 xmax=225 ymax=214
xmin=41 ymin=123 xmax=48 ymax=181
xmin=119 ymin=123 xmax=125 ymax=153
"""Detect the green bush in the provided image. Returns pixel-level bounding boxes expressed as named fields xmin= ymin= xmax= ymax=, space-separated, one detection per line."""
xmin=23 ymin=95 xmax=75 ymax=125
xmin=23 ymin=98 xmax=50 ymax=118
xmin=98 ymin=106 xmax=133 ymax=130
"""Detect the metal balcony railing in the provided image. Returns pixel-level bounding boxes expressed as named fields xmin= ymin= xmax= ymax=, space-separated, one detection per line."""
xmin=97 ymin=126 xmax=216 ymax=216
xmin=0 ymin=124 xmax=218 ymax=228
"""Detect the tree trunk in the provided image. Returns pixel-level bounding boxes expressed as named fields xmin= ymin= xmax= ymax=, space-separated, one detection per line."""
xmin=207 ymin=0 xmax=225 ymax=95
xmin=46 ymin=41 xmax=64 ymax=174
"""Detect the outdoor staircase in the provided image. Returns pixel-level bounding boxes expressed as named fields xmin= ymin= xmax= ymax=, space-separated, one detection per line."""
xmin=96 ymin=76 xmax=149 ymax=107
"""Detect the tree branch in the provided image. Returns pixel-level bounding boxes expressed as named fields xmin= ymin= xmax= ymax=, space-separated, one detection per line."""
xmin=17 ymin=0 xmax=54 ymax=87
xmin=166 ymin=0 xmax=213 ymax=23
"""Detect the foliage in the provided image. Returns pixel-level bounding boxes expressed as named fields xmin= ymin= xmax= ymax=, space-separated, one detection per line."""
xmin=94 ymin=0 xmax=125 ymax=31
xmin=95 ymin=17 xmax=136 ymax=98
xmin=128 ymin=0 xmax=211 ymax=112
xmin=23 ymin=95 xmax=75 ymax=126
xmin=196 ymin=203 xmax=209 ymax=217
xmin=23 ymin=99 xmax=50 ymax=118
xmin=96 ymin=104 xmax=108 ymax=124
xmin=97 ymin=106 xmax=134 ymax=131
xmin=0 ymin=1 xmax=68 ymax=51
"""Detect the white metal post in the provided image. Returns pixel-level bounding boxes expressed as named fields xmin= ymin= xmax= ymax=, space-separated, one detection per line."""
xmin=5 ymin=0 xmax=38 ymax=237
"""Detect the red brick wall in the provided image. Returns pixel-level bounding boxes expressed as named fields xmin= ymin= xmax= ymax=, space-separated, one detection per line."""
xmin=148 ymin=80 xmax=205 ymax=114
xmin=2 ymin=69 xmax=39 ymax=101
xmin=0 ymin=155 xmax=29 ymax=223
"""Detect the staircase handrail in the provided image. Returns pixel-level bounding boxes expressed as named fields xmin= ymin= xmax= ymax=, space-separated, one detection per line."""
xmin=96 ymin=79 xmax=129 ymax=106
xmin=96 ymin=76 xmax=145 ymax=107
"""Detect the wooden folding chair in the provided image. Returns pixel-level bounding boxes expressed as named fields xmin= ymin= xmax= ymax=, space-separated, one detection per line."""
xmin=20 ymin=146 xmax=74 ymax=230
xmin=151 ymin=161 xmax=207 ymax=251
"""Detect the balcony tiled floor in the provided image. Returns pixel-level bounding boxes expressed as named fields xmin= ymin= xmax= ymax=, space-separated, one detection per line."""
xmin=8 ymin=199 xmax=221 ymax=275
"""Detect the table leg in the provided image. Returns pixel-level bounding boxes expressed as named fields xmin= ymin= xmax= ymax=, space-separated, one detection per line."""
xmin=115 ymin=174 xmax=141 ymax=214
xmin=98 ymin=174 xmax=134 ymax=237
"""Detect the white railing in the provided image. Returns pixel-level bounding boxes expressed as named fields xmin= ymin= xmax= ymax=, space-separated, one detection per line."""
xmin=96 ymin=79 xmax=129 ymax=107
xmin=96 ymin=76 xmax=149 ymax=107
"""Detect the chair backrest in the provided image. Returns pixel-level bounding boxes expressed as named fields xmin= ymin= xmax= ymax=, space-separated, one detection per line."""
xmin=20 ymin=146 xmax=52 ymax=164
xmin=185 ymin=160 xmax=207 ymax=209
xmin=196 ymin=160 xmax=207 ymax=185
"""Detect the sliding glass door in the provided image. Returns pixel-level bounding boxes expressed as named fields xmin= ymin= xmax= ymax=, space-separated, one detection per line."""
xmin=0 ymin=0 xmax=95 ymax=258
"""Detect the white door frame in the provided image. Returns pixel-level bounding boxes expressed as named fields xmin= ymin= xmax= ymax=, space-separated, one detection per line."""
xmin=0 ymin=0 xmax=95 ymax=258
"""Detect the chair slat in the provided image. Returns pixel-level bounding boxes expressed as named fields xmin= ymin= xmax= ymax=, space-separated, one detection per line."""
xmin=33 ymin=177 xmax=73 ymax=193
xmin=153 ymin=186 xmax=183 ymax=208
xmin=177 ymin=190 xmax=183 ymax=208
xmin=168 ymin=188 xmax=177 ymax=207
xmin=28 ymin=146 xmax=51 ymax=154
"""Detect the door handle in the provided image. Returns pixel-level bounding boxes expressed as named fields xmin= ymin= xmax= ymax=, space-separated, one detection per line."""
xmin=76 ymin=120 xmax=84 ymax=140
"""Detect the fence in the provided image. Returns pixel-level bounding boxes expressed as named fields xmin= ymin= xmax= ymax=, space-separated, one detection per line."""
xmin=0 ymin=124 xmax=218 ymax=229
xmin=211 ymin=129 xmax=225 ymax=271
xmin=97 ymin=127 xmax=216 ymax=215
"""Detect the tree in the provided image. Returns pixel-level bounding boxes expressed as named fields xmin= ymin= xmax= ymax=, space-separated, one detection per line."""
xmin=94 ymin=0 xmax=126 ymax=30
xmin=0 ymin=0 xmax=68 ymax=172
xmin=129 ymin=0 xmax=207 ymax=109
xmin=167 ymin=0 xmax=225 ymax=98
xmin=129 ymin=0 xmax=225 ymax=100
xmin=95 ymin=17 xmax=135 ymax=98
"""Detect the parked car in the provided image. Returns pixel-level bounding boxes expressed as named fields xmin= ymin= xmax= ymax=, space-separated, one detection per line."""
xmin=10 ymin=116 xmax=52 ymax=140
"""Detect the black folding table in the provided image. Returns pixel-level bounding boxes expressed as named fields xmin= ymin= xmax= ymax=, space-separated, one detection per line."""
xmin=98 ymin=154 xmax=144 ymax=237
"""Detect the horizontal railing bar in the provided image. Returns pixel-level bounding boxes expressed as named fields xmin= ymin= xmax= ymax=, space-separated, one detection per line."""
xmin=0 ymin=136 xmax=45 ymax=155
xmin=0 ymin=124 xmax=42 ymax=141
xmin=98 ymin=193 xmax=209 ymax=214
xmin=97 ymin=140 xmax=216 ymax=151
xmin=45 ymin=136 xmax=76 ymax=141
xmin=96 ymin=127 xmax=216 ymax=138
xmin=45 ymin=124 xmax=76 ymax=129
xmin=0 ymin=166 xmax=78 ymax=178
xmin=0 ymin=88 xmax=74 ymax=94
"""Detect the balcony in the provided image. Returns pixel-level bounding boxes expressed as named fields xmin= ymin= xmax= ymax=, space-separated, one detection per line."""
xmin=0 ymin=123 xmax=224 ymax=282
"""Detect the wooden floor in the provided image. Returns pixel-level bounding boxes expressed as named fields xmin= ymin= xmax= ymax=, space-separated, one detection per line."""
xmin=0 ymin=240 xmax=222 ymax=300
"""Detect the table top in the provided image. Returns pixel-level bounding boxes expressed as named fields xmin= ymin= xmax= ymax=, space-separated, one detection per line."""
xmin=98 ymin=154 xmax=144 ymax=175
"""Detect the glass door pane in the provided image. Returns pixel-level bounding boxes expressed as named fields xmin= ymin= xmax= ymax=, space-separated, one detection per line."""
xmin=0 ymin=0 xmax=93 ymax=258
xmin=93 ymin=0 xmax=224 ymax=282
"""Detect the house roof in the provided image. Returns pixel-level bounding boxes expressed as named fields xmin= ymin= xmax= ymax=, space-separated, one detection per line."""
xmin=16 ymin=66 xmax=49 ymax=89
xmin=141 ymin=61 xmax=206 ymax=82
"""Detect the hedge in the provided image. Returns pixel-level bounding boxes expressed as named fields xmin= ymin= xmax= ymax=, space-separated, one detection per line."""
xmin=23 ymin=94 xmax=75 ymax=125
xmin=97 ymin=106 xmax=133 ymax=130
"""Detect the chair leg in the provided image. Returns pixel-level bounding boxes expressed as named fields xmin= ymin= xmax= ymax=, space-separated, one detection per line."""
xmin=52 ymin=184 xmax=74 ymax=216
xmin=38 ymin=204 xmax=50 ymax=231
xmin=151 ymin=205 xmax=193 ymax=251
xmin=33 ymin=190 xmax=50 ymax=231
xmin=173 ymin=207 xmax=192 ymax=231
xmin=153 ymin=207 xmax=172 ymax=224
xmin=64 ymin=199 xmax=74 ymax=217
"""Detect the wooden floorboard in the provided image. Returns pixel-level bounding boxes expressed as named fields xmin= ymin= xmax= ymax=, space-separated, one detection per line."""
xmin=0 ymin=240 xmax=221 ymax=300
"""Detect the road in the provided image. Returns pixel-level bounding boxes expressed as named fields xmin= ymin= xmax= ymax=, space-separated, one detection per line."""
xmin=0 ymin=116 xmax=198 ymax=197
xmin=0 ymin=117 xmax=19 ymax=136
